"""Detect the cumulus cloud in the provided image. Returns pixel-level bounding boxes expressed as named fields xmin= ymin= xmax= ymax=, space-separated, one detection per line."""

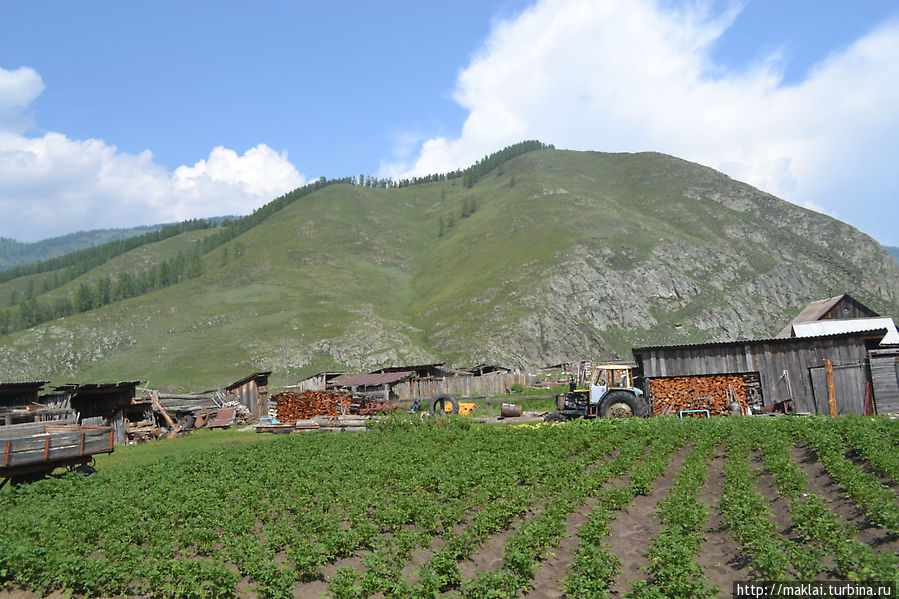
xmin=383 ymin=0 xmax=899 ymax=244
xmin=0 ymin=66 xmax=44 ymax=133
xmin=0 ymin=65 xmax=304 ymax=242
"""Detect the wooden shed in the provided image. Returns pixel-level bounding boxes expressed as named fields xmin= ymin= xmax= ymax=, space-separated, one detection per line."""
xmin=0 ymin=381 xmax=52 ymax=425
xmin=225 ymin=372 xmax=271 ymax=419
xmin=333 ymin=371 xmax=414 ymax=400
xmin=292 ymin=371 xmax=346 ymax=392
xmin=632 ymin=330 xmax=885 ymax=416
xmin=777 ymin=293 xmax=879 ymax=337
xmin=52 ymin=381 xmax=142 ymax=445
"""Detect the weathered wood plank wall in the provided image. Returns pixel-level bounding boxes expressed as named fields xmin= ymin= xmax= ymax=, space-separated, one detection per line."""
xmin=635 ymin=332 xmax=875 ymax=415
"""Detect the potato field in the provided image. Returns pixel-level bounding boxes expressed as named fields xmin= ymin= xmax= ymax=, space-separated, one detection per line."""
xmin=1 ymin=415 xmax=898 ymax=599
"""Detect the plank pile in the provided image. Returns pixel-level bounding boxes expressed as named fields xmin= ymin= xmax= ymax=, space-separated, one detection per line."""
xmin=650 ymin=375 xmax=747 ymax=416
xmin=272 ymin=390 xmax=351 ymax=421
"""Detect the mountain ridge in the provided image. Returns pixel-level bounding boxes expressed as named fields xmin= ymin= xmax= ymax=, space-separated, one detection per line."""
xmin=0 ymin=147 xmax=896 ymax=389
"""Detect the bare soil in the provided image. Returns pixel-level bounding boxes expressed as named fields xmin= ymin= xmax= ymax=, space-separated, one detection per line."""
xmin=606 ymin=445 xmax=690 ymax=598
xmin=695 ymin=449 xmax=751 ymax=597
xmin=791 ymin=443 xmax=899 ymax=553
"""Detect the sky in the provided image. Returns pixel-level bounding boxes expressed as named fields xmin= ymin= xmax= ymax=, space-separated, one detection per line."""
xmin=0 ymin=0 xmax=897 ymax=245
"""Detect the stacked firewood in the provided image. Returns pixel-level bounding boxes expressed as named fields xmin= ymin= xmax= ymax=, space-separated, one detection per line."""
xmin=650 ymin=375 xmax=747 ymax=416
xmin=357 ymin=398 xmax=396 ymax=416
xmin=273 ymin=390 xmax=351 ymax=421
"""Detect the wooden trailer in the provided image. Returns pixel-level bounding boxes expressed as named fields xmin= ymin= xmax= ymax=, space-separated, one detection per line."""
xmin=0 ymin=422 xmax=114 ymax=487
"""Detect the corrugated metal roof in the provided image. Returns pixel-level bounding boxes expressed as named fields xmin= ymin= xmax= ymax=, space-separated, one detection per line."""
xmin=632 ymin=328 xmax=887 ymax=354
xmin=335 ymin=371 xmax=414 ymax=387
xmin=792 ymin=318 xmax=899 ymax=345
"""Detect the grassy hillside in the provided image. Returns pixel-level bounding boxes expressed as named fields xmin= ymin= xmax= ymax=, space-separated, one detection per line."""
xmin=0 ymin=226 xmax=166 ymax=271
xmin=1 ymin=148 xmax=897 ymax=390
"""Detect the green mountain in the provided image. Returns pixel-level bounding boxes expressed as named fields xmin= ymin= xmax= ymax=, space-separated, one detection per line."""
xmin=0 ymin=226 xmax=165 ymax=271
xmin=888 ymin=246 xmax=899 ymax=264
xmin=1 ymin=146 xmax=897 ymax=390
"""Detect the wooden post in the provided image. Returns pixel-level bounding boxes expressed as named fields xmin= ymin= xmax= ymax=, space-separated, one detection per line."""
xmin=825 ymin=359 xmax=838 ymax=417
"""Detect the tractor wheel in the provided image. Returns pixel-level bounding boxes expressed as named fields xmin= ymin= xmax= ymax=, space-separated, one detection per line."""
xmin=598 ymin=391 xmax=650 ymax=418
xmin=429 ymin=393 xmax=459 ymax=417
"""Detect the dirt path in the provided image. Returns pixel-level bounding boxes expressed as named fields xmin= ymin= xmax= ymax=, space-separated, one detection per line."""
xmin=606 ymin=445 xmax=690 ymax=598
xmin=695 ymin=448 xmax=751 ymax=597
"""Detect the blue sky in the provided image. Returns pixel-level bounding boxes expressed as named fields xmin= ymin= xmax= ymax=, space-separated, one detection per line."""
xmin=1 ymin=0 xmax=897 ymax=245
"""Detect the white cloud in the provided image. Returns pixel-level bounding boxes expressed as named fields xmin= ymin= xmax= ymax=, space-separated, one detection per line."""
xmin=0 ymin=66 xmax=44 ymax=133
xmin=384 ymin=0 xmax=899 ymax=245
xmin=0 ymin=65 xmax=304 ymax=242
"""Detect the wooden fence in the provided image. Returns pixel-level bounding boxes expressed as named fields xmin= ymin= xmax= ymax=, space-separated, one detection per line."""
xmin=390 ymin=372 xmax=534 ymax=399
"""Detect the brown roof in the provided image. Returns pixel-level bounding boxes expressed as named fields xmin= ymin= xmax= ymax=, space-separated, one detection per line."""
xmin=776 ymin=294 xmax=879 ymax=337
xmin=226 ymin=372 xmax=272 ymax=390
xmin=335 ymin=371 xmax=414 ymax=387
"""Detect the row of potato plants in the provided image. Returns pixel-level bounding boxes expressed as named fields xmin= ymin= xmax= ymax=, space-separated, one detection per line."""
xmin=626 ymin=418 xmax=721 ymax=599
xmin=718 ymin=421 xmax=807 ymax=579
xmin=325 ymin=419 xmax=636 ymax=598
xmin=748 ymin=418 xmax=898 ymax=581
xmin=1 ymin=416 xmax=628 ymax=598
xmin=552 ymin=418 xmax=689 ymax=599
xmin=829 ymin=414 xmax=899 ymax=485
xmin=787 ymin=416 xmax=899 ymax=534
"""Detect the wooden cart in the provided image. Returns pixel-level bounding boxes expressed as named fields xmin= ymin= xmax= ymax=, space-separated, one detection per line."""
xmin=1 ymin=422 xmax=114 ymax=487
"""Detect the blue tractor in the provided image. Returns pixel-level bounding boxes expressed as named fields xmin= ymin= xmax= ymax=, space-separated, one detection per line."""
xmin=546 ymin=364 xmax=651 ymax=421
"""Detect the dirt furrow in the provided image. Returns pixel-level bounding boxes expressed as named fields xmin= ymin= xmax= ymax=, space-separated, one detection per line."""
xmin=522 ymin=477 xmax=627 ymax=599
xmin=606 ymin=444 xmax=691 ymax=598
xmin=696 ymin=448 xmax=751 ymax=597
xmin=790 ymin=444 xmax=899 ymax=553
xmin=749 ymin=450 xmax=795 ymax=538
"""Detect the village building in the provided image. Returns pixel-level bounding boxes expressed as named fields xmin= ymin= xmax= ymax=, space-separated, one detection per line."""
xmin=633 ymin=294 xmax=899 ymax=416
xmin=225 ymin=372 xmax=271 ymax=420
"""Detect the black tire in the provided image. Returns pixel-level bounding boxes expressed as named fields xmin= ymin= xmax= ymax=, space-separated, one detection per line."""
xmin=429 ymin=393 xmax=459 ymax=417
xmin=544 ymin=411 xmax=568 ymax=423
xmin=598 ymin=391 xmax=650 ymax=418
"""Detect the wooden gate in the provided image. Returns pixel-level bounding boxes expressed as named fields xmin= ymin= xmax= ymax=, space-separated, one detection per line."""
xmin=808 ymin=363 xmax=867 ymax=415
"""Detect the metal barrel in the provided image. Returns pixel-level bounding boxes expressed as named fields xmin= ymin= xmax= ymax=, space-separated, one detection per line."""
xmin=500 ymin=403 xmax=522 ymax=417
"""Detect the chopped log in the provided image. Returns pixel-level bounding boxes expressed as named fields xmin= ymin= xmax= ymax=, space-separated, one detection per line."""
xmin=271 ymin=390 xmax=351 ymax=421
xmin=649 ymin=375 xmax=748 ymax=416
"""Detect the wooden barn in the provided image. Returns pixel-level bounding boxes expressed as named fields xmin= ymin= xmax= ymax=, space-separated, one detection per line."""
xmin=777 ymin=293 xmax=879 ymax=337
xmin=51 ymin=381 xmax=143 ymax=445
xmin=632 ymin=330 xmax=886 ymax=416
xmin=0 ymin=381 xmax=52 ymax=425
xmin=225 ymin=372 xmax=271 ymax=419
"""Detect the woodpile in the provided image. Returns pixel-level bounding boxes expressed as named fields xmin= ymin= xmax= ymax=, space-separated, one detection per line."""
xmin=357 ymin=398 xmax=396 ymax=416
xmin=650 ymin=375 xmax=747 ymax=416
xmin=272 ymin=390 xmax=350 ymax=421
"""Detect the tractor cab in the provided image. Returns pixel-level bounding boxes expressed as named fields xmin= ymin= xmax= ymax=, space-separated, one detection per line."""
xmin=551 ymin=363 xmax=649 ymax=420
xmin=586 ymin=364 xmax=637 ymax=417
